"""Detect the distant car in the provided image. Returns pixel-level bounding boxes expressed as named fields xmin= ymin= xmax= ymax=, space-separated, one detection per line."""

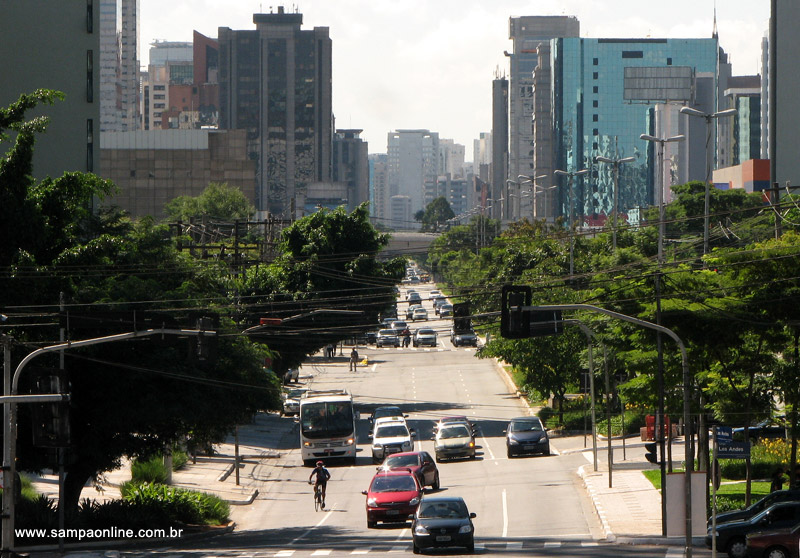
xmin=429 ymin=290 xmax=441 ymax=300
xmin=745 ymin=521 xmax=800 ymax=558
xmin=710 ymin=490 xmax=800 ymax=526
xmin=391 ymin=320 xmax=409 ymax=333
xmin=406 ymin=304 xmax=423 ymax=319
xmin=380 ymin=451 xmax=440 ymax=490
xmin=377 ymin=329 xmax=400 ymax=348
xmin=407 ymin=292 xmax=422 ymax=304
xmin=411 ymin=496 xmax=476 ymax=554
xmin=434 ymin=423 xmax=476 ymax=462
xmin=505 ymin=416 xmax=550 ymax=457
xmin=365 ymin=330 xmax=378 ymax=344
xmin=419 ymin=273 xmax=430 ymax=282
xmin=434 ymin=416 xmax=477 ymax=435
xmin=412 ymin=307 xmax=429 ymax=321
xmin=706 ymin=501 xmax=800 ymax=558
xmin=432 ymin=296 xmax=447 ymax=313
xmin=369 ymin=406 xmax=407 ymax=427
xmin=282 ymin=368 xmax=299 ymax=385
xmin=733 ymin=419 xmax=788 ymax=442
xmin=281 ymin=387 xmax=308 ymax=416
xmin=413 ymin=328 xmax=438 ymax=347
xmin=405 ymin=290 xmax=418 ymax=301
xmin=362 ymin=469 xmax=422 ymax=528
xmin=371 ymin=419 xmax=415 ymax=462
xmin=438 ymin=303 xmax=453 ymax=318
xmin=410 ymin=276 xmax=421 ymax=284
xmin=451 ymin=329 xmax=478 ymax=347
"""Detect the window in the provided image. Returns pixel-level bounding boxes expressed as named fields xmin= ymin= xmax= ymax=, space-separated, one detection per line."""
xmin=667 ymin=57 xmax=673 ymax=66
xmin=86 ymin=50 xmax=93 ymax=102
xmin=593 ymin=100 xmax=598 ymax=108
xmin=592 ymin=114 xmax=598 ymax=122
xmin=86 ymin=119 xmax=93 ymax=172
xmin=592 ymin=128 xmax=599 ymax=136
xmin=86 ymin=0 xmax=93 ymax=33
xmin=593 ymin=86 xmax=598 ymax=94
xmin=154 ymin=94 xmax=165 ymax=100
xmin=154 ymin=85 xmax=166 ymax=91
xmin=593 ymin=72 xmax=598 ymax=80
xmin=154 ymin=103 xmax=165 ymax=109
xmin=622 ymin=51 xmax=644 ymax=59
xmin=593 ymin=57 xmax=598 ymax=66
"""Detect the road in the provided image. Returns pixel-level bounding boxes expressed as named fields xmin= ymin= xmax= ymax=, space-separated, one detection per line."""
xmin=112 ymin=283 xmax=711 ymax=557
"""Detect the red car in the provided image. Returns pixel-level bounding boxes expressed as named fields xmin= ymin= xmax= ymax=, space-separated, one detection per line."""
xmin=379 ymin=451 xmax=440 ymax=490
xmin=746 ymin=523 xmax=800 ymax=558
xmin=362 ymin=469 xmax=422 ymax=528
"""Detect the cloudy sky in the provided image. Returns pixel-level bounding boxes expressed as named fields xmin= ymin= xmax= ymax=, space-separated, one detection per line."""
xmin=140 ymin=0 xmax=770 ymax=158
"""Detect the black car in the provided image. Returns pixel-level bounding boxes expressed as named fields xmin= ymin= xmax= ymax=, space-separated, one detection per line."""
xmin=369 ymin=406 xmax=408 ymax=433
xmin=733 ymin=419 xmax=787 ymax=442
xmin=411 ymin=496 xmax=476 ymax=554
xmin=505 ymin=416 xmax=550 ymax=457
xmin=710 ymin=489 xmax=800 ymax=526
xmin=451 ymin=329 xmax=478 ymax=347
xmin=706 ymin=501 xmax=800 ymax=558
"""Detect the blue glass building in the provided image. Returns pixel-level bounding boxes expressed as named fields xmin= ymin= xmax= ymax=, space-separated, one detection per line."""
xmin=551 ymin=38 xmax=719 ymax=224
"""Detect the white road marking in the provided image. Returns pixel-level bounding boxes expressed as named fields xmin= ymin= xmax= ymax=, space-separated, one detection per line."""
xmin=395 ymin=528 xmax=408 ymax=541
xmin=289 ymin=505 xmax=335 ymax=544
xmin=481 ymin=435 xmax=495 ymax=461
xmin=311 ymin=551 xmax=332 ymax=556
xmin=274 ymin=552 xmax=295 ymax=557
xmin=582 ymin=541 xmax=600 ymax=547
xmin=666 ymin=549 xmax=685 ymax=558
xmin=350 ymin=549 xmax=372 ymax=555
xmin=544 ymin=541 xmax=562 ymax=548
xmin=371 ymin=363 xmax=377 ymax=372
xmin=502 ymin=489 xmax=509 ymax=537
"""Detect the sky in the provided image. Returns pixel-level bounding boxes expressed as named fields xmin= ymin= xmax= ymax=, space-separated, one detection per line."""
xmin=140 ymin=0 xmax=771 ymax=159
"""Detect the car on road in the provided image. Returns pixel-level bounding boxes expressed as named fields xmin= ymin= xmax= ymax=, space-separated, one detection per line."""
xmin=377 ymin=329 xmax=400 ymax=348
xmin=434 ymin=416 xmax=477 ymax=436
xmin=369 ymin=405 xmax=407 ymax=425
xmin=711 ymin=490 xmax=800 ymax=526
xmin=451 ymin=329 xmax=478 ymax=347
xmin=429 ymin=290 xmax=441 ymax=300
xmin=745 ymin=521 xmax=800 ymax=558
xmin=407 ymin=292 xmax=422 ymax=304
xmin=406 ymin=304 xmax=423 ymax=319
xmin=411 ymin=496 xmax=476 ymax=554
xmin=504 ymin=416 xmax=550 ymax=457
xmin=433 ymin=423 xmax=476 ymax=462
xmin=379 ymin=451 xmax=440 ymax=490
xmin=706 ymin=501 xmax=800 ymax=558
xmin=411 ymin=307 xmax=428 ymax=321
xmin=438 ymin=303 xmax=453 ymax=318
xmin=432 ymin=296 xmax=447 ymax=313
xmin=281 ymin=387 xmax=308 ymax=416
xmin=413 ymin=328 xmax=438 ymax=347
xmin=362 ymin=469 xmax=422 ymax=528
xmin=391 ymin=320 xmax=409 ymax=333
xmin=282 ymin=367 xmax=299 ymax=384
xmin=371 ymin=419 xmax=415 ymax=463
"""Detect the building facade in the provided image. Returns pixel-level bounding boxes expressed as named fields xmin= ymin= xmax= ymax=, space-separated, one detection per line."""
xmin=332 ymin=129 xmax=369 ymax=211
xmin=721 ymin=76 xmax=761 ymax=167
xmin=369 ymin=153 xmax=389 ymax=224
xmin=99 ymin=129 xmax=255 ymax=219
xmin=99 ymin=0 xmax=140 ymax=132
xmin=0 ymin=1 xmax=101 ymax=180
xmin=773 ymin=0 xmax=800 ymax=189
xmin=387 ymin=130 xmax=441 ymax=229
xmin=219 ymin=8 xmax=333 ymax=217
xmin=491 ymin=77 xmax=508 ymax=221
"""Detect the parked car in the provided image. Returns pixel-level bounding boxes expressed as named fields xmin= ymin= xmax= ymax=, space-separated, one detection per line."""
xmin=451 ymin=329 xmax=478 ymax=347
xmin=706 ymin=501 xmax=800 ymax=558
xmin=365 ymin=330 xmax=378 ymax=344
xmin=362 ymin=469 xmax=422 ymax=528
xmin=438 ymin=303 xmax=453 ymax=318
xmin=412 ymin=307 xmax=429 ymax=321
xmin=411 ymin=496 xmax=476 ymax=554
xmin=371 ymin=418 xmax=415 ymax=463
xmin=745 ymin=521 xmax=800 ymax=558
xmin=504 ymin=416 xmax=550 ymax=457
xmin=711 ymin=490 xmax=800 ymax=526
xmin=434 ymin=423 xmax=476 ymax=462
xmin=413 ymin=328 xmax=438 ymax=347
xmin=379 ymin=451 xmax=440 ymax=490
xmin=377 ymin=329 xmax=400 ymax=348
xmin=281 ymin=387 xmax=308 ymax=416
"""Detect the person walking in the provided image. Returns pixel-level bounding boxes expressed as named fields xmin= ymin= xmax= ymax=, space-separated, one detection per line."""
xmin=402 ymin=328 xmax=411 ymax=348
xmin=349 ymin=347 xmax=359 ymax=371
xmin=771 ymin=467 xmax=786 ymax=492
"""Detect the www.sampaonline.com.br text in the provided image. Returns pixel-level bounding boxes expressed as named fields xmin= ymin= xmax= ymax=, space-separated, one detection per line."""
xmin=16 ymin=526 xmax=184 ymax=540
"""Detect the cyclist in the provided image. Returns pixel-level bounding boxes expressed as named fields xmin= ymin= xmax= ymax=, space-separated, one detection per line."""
xmin=308 ymin=460 xmax=331 ymax=508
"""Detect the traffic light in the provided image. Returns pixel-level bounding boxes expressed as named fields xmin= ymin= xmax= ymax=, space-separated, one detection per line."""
xmin=452 ymin=302 xmax=471 ymax=332
xmin=644 ymin=442 xmax=660 ymax=464
xmin=500 ymin=285 xmax=531 ymax=339
xmin=30 ymin=368 xmax=71 ymax=448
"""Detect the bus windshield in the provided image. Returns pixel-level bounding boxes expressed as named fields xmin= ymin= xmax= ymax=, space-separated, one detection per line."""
xmin=301 ymin=401 xmax=355 ymax=439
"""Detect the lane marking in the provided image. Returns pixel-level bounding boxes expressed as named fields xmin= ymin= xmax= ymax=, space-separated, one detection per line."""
xmin=350 ymin=549 xmax=372 ymax=555
xmin=290 ymin=505 xmax=336 ymax=544
xmin=274 ymin=552 xmax=295 ymax=557
xmin=502 ymin=489 xmax=509 ymax=537
xmin=544 ymin=541 xmax=562 ymax=548
xmin=388 ymin=546 xmax=406 ymax=553
xmin=395 ymin=528 xmax=409 ymax=541
xmin=481 ymin=435 xmax=495 ymax=461
xmin=311 ymin=551 xmax=332 ymax=556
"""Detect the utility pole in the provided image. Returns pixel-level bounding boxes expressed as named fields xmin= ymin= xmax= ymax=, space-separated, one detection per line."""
xmin=554 ymin=168 xmax=589 ymax=278
xmin=595 ymin=156 xmax=635 ymax=251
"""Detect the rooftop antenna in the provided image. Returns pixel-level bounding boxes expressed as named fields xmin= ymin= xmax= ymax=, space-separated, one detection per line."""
xmin=712 ymin=0 xmax=719 ymax=39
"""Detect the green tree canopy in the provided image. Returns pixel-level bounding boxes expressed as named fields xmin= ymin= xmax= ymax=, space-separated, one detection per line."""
xmin=416 ymin=197 xmax=455 ymax=232
xmin=164 ymin=182 xmax=256 ymax=222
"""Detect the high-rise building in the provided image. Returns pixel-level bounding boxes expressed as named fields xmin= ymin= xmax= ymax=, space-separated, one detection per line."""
xmin=550 ymin=37 xmax=719 ymax=225
xmin=772 ymin=0 xmax=800 ymax=188
xmin=0 ymin=2 xmax=101 ymax=179
xmin=491 ymin=77 xmax=508 ymax=221
xmin=440 ymin=139 xmax=466 ymax=178
xmin=473 ymin=132 xmax=492 ymax=169
xmin=508 ymin=16 xmax=580 ymax=211
xmin=720 ymin=76 xmax=761 ymax=167
xmin=332 ymin=129 xmax=369 ymax=211
xmin=369 ymin=153 xmax=389 ymax=223
xmin=99 ymin=0 xmax=140 ymax=132
xmin=219 ymin=8 xmax=333 ymax=217
xmin=387 ymin=130 xmax=441 ymax=229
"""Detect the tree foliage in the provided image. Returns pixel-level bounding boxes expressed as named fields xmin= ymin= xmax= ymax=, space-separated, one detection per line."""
xmin=163 ymin=182 xmax=256 ymax=222
xmin=415 ymin=197 xmax=455 ymax=232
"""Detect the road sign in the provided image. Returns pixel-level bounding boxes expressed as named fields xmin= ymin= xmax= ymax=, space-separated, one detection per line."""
xmin=716 ymin=426 xmax=733 ymax=442
xmin=717 ymin=441 xmax=750 ymax=459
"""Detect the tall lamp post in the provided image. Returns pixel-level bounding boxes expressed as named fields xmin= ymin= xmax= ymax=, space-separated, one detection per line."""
xmin=595 ymin=156 xmax=635 ymax=251
xmin=517 ymin=174 xmax=552 ymax=222
xmin=679 ymin=106 xmax=737 ymax=260
xmin=554 ymin=168 xmax=589 ymax=278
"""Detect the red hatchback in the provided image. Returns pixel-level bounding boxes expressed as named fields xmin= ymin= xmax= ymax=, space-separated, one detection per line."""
xmin=746 ymin=523 xmax=800 ymax=558
xmin=380 ymin=451 xmax=440 ymax=490
xmin=362 ymin=469 xmax=422 ymax=528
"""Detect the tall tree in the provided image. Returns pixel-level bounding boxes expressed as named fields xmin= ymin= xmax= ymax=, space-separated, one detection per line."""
xmin=164 ymin=182 xmax=256 ymax=222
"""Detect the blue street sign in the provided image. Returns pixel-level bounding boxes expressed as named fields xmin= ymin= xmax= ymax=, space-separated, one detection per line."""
xmin=717 ymin=426 xmax=733 ymax=442
xmin=717 ymin=440 xmax=750 ymax=459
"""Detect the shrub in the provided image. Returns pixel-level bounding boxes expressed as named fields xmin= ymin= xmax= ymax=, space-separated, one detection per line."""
xmin=131 ymin=455 xmax=169 ymax=484
xmin=718 ymin=439 xmax=793 ymax=481
xmin=123 ymin=482 xmax=229 ymax=525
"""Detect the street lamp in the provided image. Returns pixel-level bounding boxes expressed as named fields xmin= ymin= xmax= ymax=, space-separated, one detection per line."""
xmin=554 ymin=168 xmax=589 ymax=278
xmin=679 ymin=106 xmax=737 ymax=260
xmin=595 ymin=156 xmax=636 ymax=251
xmin=640 ymin=134 xmax=685 ymax=264
xmin=517 ymin=174 xmax=553 ymax=222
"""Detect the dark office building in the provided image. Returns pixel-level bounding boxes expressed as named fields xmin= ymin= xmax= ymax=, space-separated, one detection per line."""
xmin=218 ymin=8 xmax=333 ymax=216
xmin=333 ymin=129 xmax=369 ymax=211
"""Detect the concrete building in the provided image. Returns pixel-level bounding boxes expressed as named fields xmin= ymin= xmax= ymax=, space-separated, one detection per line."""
xmin=99 ymin=0 xmax=140 ymax=132
xmin=0 ymin=2 xmax=101 ymax=180
xmin=531 ymin=42 xmax=556 ymax=222
xmin=219 ymin=8 xmax=333 ymax=217
xmin=369 ymin=153 xmax=389 ymax=224
xmin=713 ymin=159 xmax=770 ymax=193
xmin=332 ymin=129 xmax=369 ymax=211
xmin=99 ymin=129 xmax=255 ymax=219
xmin=720 ymin=76 xmax=761 ymax=167
xmin=508 ymin=16 xmax=580 ymax=206
xmin=491 ymin=77 xmax=509 ymax=222
xmin=473 ymin=132 xmax=492 ymax=171
xmin=440 ymin=139 xmax=466 ymax=178
xmin=387 ymin=130 xmax=441 ymax=229
xmin=772 ymin=0 xmax=800 ymax=189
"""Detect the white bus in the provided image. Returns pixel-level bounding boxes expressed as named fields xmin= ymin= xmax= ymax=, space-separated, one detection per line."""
xmin=299 ymin=389 xmax=358 ymax=466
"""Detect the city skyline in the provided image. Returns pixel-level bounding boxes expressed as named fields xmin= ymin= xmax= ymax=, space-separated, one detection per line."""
xmin=140 ymin=0 xmax=770 ymax=157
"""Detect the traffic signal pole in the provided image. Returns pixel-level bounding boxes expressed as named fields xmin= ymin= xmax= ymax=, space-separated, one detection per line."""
xmin=2 ymin=326 xmax=213 ymax=557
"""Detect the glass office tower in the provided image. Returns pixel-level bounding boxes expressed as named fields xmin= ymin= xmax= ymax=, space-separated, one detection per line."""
xmin=551 ymin=38 xmax=718 ymax=225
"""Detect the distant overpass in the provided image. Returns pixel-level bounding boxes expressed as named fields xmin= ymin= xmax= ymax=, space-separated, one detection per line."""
xmin=382 ymin=231 xmax=440 ymax=258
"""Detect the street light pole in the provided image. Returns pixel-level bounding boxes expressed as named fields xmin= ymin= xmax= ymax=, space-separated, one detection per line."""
xmin=679 ymin=106 xmax=737 ymax=261
xmin=554 ymin=168 xmax=589 ymax=278
xmin=517 ymin=174 xmax=550 ymax=222
xmin=640 ymin=134 xmax=685 ymax=264
xmin=595 ymin=156 xmax=635 ymax=251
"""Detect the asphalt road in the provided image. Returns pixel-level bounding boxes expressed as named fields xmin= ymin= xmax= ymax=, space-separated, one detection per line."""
xmin=114 ymin=284 xmax=712 ymax=557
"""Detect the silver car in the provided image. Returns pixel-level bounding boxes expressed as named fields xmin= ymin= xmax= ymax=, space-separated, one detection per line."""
xmin=377 ymin=328 xmax=400 ymax=347
xmin=413 ymin=328 xmax=438 ymax=347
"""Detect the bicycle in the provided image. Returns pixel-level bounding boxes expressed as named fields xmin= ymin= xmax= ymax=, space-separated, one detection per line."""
xmin=310 ymin=481 xmax=325 ymax=511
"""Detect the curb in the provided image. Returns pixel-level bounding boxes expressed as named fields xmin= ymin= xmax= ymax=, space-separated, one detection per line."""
xmin=578 ymin=464 xmax=615 ymax=542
